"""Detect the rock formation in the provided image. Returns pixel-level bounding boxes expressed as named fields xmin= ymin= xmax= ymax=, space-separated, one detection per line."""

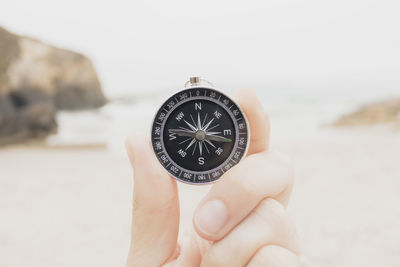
xmin=0 ymin=26 xmax=106 ymax=145
xmin=333 ymin=98 xmax=400 ymax=126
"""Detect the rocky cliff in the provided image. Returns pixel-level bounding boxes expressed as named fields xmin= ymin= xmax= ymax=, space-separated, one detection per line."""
xmin=333 ymin=98 xmax=400 ymax=126
xmin=0 ymin=27 xmax=106 ymax=145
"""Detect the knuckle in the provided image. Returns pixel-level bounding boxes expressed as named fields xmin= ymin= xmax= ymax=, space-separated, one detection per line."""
xmin=254 ymin=198 xmax=291 ymax=232
xmin=258 ymin=198 xmax=286 ymax=216
xmin=236 ymin=173 xmax=258 ymax=198
xmin=250 ymin=245 xmax=300 ymax=267
xmin=267 ymin=150 xmax=295 ymax=183
xmin=274 ymin=151 xmax=294 ymax=172
xmin=255 ymin=199 xmax=299 ymax=250
xmin=224 ymin=165 xmax=257 ymax=197
xmin=257 ymin=245 xmax=284 ymax=259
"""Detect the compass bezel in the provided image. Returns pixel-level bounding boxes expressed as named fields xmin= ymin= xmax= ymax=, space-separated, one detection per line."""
xmin=151 ymin=85 xmax=250 ymax=185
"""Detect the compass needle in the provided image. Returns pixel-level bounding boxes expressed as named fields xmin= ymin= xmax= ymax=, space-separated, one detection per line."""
xmin=169 ymin=129 xmax=196 ymax=138
xmin=151 ymin=78 xmax=249 ymax=184
xmin=206 ymin=134 xmax=232 ymax=143
xmin=179 ymin=126 xmax=193 ymax=132
xmin=205 ymin=131 xmax=221 ymax=135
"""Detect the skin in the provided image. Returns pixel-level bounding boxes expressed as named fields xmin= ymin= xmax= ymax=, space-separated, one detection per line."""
xmin=125 ymin=88 xmax=308 ymax=267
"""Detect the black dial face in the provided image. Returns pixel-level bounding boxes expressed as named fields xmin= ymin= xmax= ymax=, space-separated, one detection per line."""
xmin=151 ymin=87 xmax=249 ymax=184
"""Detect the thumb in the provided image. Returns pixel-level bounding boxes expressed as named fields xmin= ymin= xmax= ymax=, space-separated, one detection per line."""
xmin=126 ymin=134 xmax=180 ymax=267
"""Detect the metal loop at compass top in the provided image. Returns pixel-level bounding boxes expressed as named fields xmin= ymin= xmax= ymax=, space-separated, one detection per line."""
xmin=184 ymin=77 xmax=215 ymax=88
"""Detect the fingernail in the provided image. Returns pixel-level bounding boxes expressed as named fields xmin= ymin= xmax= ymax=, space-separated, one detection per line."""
xmin=195 ymin=199 xmax=228 ymax=235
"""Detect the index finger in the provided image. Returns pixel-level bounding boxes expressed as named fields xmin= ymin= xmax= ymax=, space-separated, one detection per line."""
xmin=234 ymin=88 xmax=270 ymax=155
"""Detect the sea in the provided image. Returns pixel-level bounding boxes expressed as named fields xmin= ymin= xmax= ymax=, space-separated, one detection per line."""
xmin=2 ymin=0 xmax=399 ymax=152
xmin=49 ymin=83 xmax=400 ymax=153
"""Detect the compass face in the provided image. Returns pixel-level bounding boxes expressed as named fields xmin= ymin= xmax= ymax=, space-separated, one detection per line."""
xmin=151 ymin=87 xmax=249 ymax=184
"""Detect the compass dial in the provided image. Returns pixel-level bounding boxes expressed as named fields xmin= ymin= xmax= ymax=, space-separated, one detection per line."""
xmin=151 ymin=87 xmax=249 ymax=184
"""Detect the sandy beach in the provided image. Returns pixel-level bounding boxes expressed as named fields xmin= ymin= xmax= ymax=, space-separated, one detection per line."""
xmin=1 ymin=123 xmax=399 ymax=267
xmin=1 ymin=0 xmax=399 ymax=265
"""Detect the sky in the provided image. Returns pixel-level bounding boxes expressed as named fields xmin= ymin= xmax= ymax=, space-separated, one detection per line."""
xmin=1 ymin=0 xmax=399 ymax=97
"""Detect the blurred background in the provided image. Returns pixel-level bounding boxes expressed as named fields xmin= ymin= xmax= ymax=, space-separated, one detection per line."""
xmin=0 ymin=0 xmax=399 ymax=266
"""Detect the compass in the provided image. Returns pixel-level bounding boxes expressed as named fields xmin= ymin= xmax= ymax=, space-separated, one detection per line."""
xmin=151 ymin=77 xmax=249 ymax=184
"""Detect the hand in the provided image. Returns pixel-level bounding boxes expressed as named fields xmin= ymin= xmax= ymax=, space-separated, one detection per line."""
xmin=126 ymin=89 xmax=307 ymax=267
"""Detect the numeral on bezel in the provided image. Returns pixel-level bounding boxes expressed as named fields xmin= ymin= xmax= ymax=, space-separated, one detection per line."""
xmin=152 ymin=87 xmax=248 ymax=184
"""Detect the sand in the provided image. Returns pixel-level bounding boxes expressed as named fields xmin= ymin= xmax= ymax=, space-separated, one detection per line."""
xmin=0 ymin=125 xmax=399 ymax=267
